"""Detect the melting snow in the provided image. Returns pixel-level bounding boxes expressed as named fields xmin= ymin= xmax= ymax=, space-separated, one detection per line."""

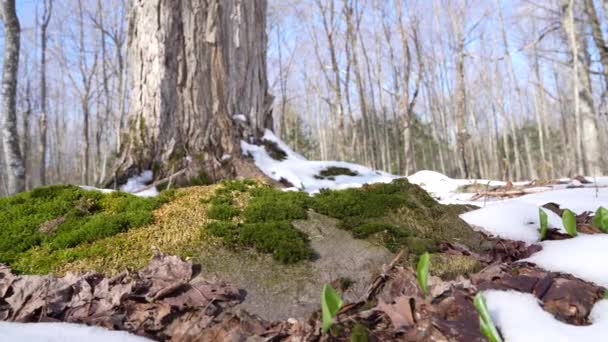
xmin=0 ymin=321 xmax=150 ymax=342
xmin=484 ymin=290 xmax=608 ymax=342
xmin=460 ymin=188 xmax=608 ymax=244
xmin=523 ymin=234 xmax=608 ymax=287
xmin=120 ymin=170 xmax=158 ymax=197
xmin=241 ymin=130 xmax=398 ymax=193
xmin=460 ymin=202 xmax=564 ymax=244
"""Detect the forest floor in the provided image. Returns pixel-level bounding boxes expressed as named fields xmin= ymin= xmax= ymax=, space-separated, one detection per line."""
xmin=1 ymin=133 xmax=607 ymax=341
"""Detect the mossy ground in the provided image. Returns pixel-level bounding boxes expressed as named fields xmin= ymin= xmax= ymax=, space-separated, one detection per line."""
xmin=1 ymin=178 xmax=485 ymax=281
xmin=205 ymin=180 xmax=314 ymax=264
xmin=204 ymin=178 xmax=487 ymax=275
xmin=429 ymin=253 xmax=483 ymax=280
xmin=0 ymin=185 xmax=174 ymax=274
xmin=310 ymin=179 xmax=487 ymax=260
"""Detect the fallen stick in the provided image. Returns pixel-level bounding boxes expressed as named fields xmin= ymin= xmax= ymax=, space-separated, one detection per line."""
xmin=134 ymin=168 xmax=189 ymax=193
xmin=469 ymin=187 xmax=553 ymax=200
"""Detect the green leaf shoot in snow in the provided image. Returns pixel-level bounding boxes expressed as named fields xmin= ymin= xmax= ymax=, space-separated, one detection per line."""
xmin=562 ymin=209 xmax=577 ymax=237
xmin=417 ymin=252 xmax=430 ymax=296
xmin=474 ymin=293 xmax=503 ymax=342
xmin=321 ymin=284 xmax=343 ymax=333
xmin=592 ymin=207 xmax=608 ymax=233
xmin=539 ymin=208 xmax=548 ymax=240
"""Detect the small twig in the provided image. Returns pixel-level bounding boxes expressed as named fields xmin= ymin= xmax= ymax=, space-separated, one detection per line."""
xmin=134 ymin=168 xmax=189 ymax=193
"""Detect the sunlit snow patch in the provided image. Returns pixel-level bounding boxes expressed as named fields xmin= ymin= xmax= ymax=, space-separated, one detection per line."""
xmin=522 ymin=234 xmax=608 ymax=287
xmin=460 ymin=188 xmax=608 ymax=243
xmin=0 ymin=321 xmax=150 ymax=342
xmin=484 ymin=290 xmax=608 ymax=342
xmin=241 ymin=130 xmax=398 ymax=193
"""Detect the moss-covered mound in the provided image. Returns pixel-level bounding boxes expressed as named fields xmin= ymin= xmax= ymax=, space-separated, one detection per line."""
xmin=204 ymin=178 xmax=486 ymax=265
xmin=310 ymin=179 xmax=486 ymax=258
xmin=0 ymin=185 xmax=174 ymax=274
xmin=205 ymin=180 xmax=314 ymax=264
xmin=0 ymin=177 xmax=485 ymax=280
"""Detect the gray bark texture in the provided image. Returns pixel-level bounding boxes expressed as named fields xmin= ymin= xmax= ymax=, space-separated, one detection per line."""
xmin=0 ymin=0 xmax=24 ymax=195
xmin=112 ymin=0 xmax=272 ymax=185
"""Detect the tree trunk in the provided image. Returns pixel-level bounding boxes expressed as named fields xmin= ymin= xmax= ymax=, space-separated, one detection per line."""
xmin=562 ymin=0 xmax=602 ymax=175
xmin=113 ymin=0 xmax=272 ymax=185
xmin=39 ymin=0 xmax=52 ymax=186
xmin=455 ymin=37 xmax=469 ymax=178
xmin=0 ymin=0 xmax=24 ymax=195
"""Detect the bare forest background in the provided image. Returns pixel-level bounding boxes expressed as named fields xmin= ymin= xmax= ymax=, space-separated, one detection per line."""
xmin=1 ymin=0 xmax=607 ymax=197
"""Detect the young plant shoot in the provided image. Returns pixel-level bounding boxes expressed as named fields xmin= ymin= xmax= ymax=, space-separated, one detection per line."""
xmin=417 ymin=252 xmax=430 ymax=296
xmin=562 ymin=209 xmax=577 ymax=237
xmin=474 ymin=293 xmax=503 ymax=342
xmin=539 ymin=208 xmax=548 ymax=240
xmin=592 ymin=207 xmax=608 ymax=233
xmin=321 ymin=284 xmax=343 ymax=334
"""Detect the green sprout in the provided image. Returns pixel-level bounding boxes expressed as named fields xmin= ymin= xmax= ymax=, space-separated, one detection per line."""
xmin=592 ymin=207 xmax=608 ymax=233
xmin=474 ymin=293 xmax=503 ymax=342
xmin=321 ymin=284 xmax=343 ymax=334
xmin=539 ymin=208 xmax=548 ymax=240
xmin=417 ymin=252 xmax=430 ymax=296
xmin=562 ymin=209 xmax=577 ymax=237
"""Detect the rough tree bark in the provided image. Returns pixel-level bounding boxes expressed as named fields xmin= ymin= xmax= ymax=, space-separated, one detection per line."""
xmin=0 ymin=0 xmax=25 ymax=195
xmin=111 ymin=0 xmax=273 ymax=185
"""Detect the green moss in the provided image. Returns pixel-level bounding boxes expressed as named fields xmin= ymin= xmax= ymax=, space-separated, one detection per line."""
xmin=206 ymin=178 xmax=486 ymax=265
xmin=240 ymin=222 xmax=313 ymax=263
xmin=314 ymin=167 xmax=359 ymax=180
xmin=262 ymin=140 xmax=288 ymax=161
xmin=429 ymin=253 xmax=483 ymax=280
xmin=244 ymin=188 xmax=311 ymax=223
xmin=311 ymin=179 xmax=421 ymax=219
xmin=208 ymin=203 xmax=240 ymax=220
xmin=0 ymin=185 xmax=172 ymax=274
xmin=311 ymin=178 xmax=485 ymax=258
xmin=205 ymin=181 xmax=314 ymax=264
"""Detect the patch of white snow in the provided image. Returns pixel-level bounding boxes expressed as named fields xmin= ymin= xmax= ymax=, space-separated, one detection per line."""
xmin=0 ymin=322 xmax=150 ymax=342
xmin=120 ymin=170 xmax=159 ymax=197
xmin=484 ymin=290 xmax=608 ymax=342
xmin=523 ymin=234 xmax=608 ymax=287
xmin=460 ymin=187 xmax=608 ymax=243
xmin=242 ymin=130 xmax=398 ymax=193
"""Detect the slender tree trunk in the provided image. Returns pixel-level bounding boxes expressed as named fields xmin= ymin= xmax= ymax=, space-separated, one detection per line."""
xmin=585 ymin=0 xmax=608 ymax=92
xmin=39 ymin=0 xmax=52 ymax=186
xmin=113 ymin=0 xmax=272 ymax=185
xmin=0 ymin=0 xmax=25 ymax=194
xmin=455 ymin=36 xmax=469 ymax=178
xmin=22 ymin=81 xmax=31 ymax=189
xmin=562 ymin=0 xmax=601 ymax=175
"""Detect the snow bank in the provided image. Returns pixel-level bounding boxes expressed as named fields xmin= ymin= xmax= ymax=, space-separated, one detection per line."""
xmin=407 ymin=170 xmax=525 ymax=204
xmin=242 ymin=130 xmax=398 ymax=193
xmin=460 ymin=188 xmax=608 ymax=243
xmin=522 ymin=234 xmax=608 ymax=287
xmin=484 ymin=290 xmax=608 ymax=342
xmin=0 ymin=322 xmax=150 ymax=342
xmin=460 ymin=202 xmax=564 ymax=244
